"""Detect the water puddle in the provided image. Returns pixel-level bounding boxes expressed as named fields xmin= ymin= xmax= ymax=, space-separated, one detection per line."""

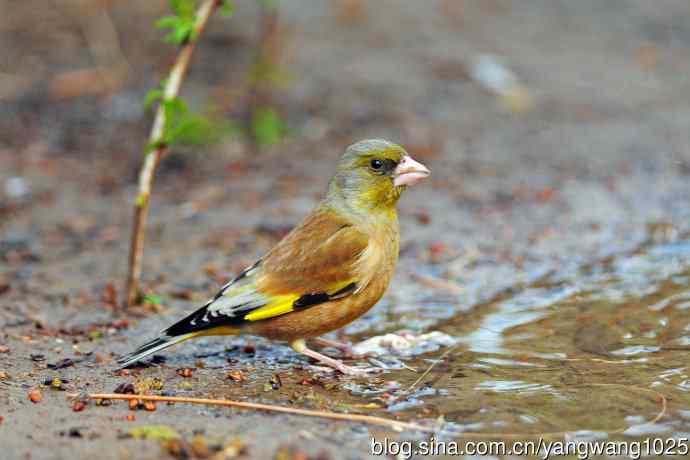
xmin=196 ymin=231 xmax=690 ymax=446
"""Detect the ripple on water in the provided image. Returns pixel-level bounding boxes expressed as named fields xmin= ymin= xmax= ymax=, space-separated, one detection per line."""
xmin=474 ymin=357 xmax=546 ymax=367
xmin=623 ymin=422 xmax=672 ymax=436
xmin=609 ymin=345 xmax=661 ymax=356
xmin=456 ymin=286 xmax=578 ymax=354
xmin=475 ymin=380 xmax=556 ymax=395
xmin=332 ymin=237 xmax=690 ymax=440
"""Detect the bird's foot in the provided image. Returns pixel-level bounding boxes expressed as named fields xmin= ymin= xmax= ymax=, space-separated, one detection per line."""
xmin=307 ymin=364 xmax=382 ymax=375
xmin=335 ymin=363 xmax=385 ymax=376
xmin=292 ymin=339 xmax=382 ymax=376
xmin=310 ymin=337 xmax=355 ymax=358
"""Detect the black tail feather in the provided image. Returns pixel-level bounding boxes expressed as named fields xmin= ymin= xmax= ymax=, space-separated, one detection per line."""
xmin=117 ymin=335 xmax=182 ymax=368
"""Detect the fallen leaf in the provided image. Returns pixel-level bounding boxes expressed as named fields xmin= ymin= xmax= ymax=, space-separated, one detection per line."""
xmin=165 ymin=439 xmax=187 ymax=459
xmin=114 ymin=382 xmax=135 ymax=394
xmin=227 ymin=370 xmax=245 ymax=382
xmin=101 ymin=282 xmax=118 ymax=309
xmin=190 ymin=434 xmax=214 ymax=458
xmin=128 ymin=425 xmax=180 ymax=441
xmin=218 ymin=438 xmax=246 ymax=458
xmin=48 ymin=358 xmax=74 ymax=369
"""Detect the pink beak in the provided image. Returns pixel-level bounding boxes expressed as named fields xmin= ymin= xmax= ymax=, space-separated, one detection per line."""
xmin=393 ymin=155 xmax=431 ymax=187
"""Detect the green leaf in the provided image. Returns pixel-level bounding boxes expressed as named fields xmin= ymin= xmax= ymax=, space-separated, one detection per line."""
xmin=128 ymin=425 xmax=180 ymax=441
xmin=134 ymin=193 xmax=147 ymax=208
xmin=169 ymin=114 xmax=236 ymax=146
xmin=144 ymin=88 xmax=164 ymax=111
xmin=162 ymin=97 xmax=188 ymax=117
xmin=220 ymin=0 xmax=234 ymax=17
xmin=155 ymin=14 xmax=195 ymax=44
xmin=251 ymin=107 xmax=286 ymax=146
xmin=169 ymin=0 xmax=195 ymax=17
xmin=161 ymin=97 xmax=186 ymax=138
xmin=155 ymin=15 xmax=178 ymax=30
xmin=144 ymin=140 xmax=165 ymax=156
xmin=174 ymin=19 xmax=195 ymax=44
xmin=143 ymin=294 xmax=164 ymax=305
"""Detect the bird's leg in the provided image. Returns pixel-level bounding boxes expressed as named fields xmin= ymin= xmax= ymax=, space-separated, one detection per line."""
xmin=291 ymin=339 xmax=380 ymax=376
xmin=310 ymin=337 xmax=354 ymax=357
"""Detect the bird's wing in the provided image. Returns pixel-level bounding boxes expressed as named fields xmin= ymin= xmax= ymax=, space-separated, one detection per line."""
xmin=164 ymin=209 xmax=369 ymax=336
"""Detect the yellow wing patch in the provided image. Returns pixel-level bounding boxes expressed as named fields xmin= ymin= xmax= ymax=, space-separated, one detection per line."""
xmin=243 ymin=279 xmax=355 ymax=322
xmin=243 ymin=294 xmax=300 ymax=321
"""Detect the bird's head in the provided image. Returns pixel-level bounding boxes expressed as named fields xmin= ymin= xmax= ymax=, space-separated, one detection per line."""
xmin=327 ymin=139 xmax=430 ymax=215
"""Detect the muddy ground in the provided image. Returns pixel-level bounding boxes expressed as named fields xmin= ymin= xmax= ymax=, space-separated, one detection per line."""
xmin=2 ymin=1 xmax=690 ymax=459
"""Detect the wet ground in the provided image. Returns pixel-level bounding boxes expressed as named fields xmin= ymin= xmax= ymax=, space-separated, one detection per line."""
xmin=2 ymin=1 xmax=690 ymax=459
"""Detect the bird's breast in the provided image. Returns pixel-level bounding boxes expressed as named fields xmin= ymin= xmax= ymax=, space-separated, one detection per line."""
xmin=251 ymin=218 xmax=400 ymax=341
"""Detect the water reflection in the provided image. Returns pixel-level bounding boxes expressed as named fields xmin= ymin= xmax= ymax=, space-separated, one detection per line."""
xmin=383 ymin=236 xmax=690 ymax=439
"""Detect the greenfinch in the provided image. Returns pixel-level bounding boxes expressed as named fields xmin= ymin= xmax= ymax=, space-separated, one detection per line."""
xmin=118 ymin=139 xmax=430 ymax=374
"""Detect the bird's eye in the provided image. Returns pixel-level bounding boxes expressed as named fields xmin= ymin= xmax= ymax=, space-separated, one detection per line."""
xmin=370 ymin=159 xmax=383 ymax=170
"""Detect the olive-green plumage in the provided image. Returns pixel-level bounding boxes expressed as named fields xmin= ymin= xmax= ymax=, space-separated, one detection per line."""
xmin=118 ymin=139 xmax=430 ymax=374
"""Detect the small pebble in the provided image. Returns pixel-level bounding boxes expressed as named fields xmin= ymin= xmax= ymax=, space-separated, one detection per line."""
xmin=176 ymin=368 xmax=194 ymax=378
xmin=72 ymin=400 xmax=86 ymax=412
xmin=28 ymin=389 xmax=42 ymax=403
xmin=227 ymin=370 xmax=245 ymax=382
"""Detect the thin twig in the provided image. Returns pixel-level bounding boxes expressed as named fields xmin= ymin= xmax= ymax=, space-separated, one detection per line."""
xmin=71 ymin=393 xmax=433 ymax=432
xmin=125 ymin=0 xmax=221 ymax=307
xmin=409 ymin=271 xmax=464 ymax=294
xmin=404 ymin=344 xmax=460 ymax=395
xmin=70 ymin=383 xmax=667 ymax=441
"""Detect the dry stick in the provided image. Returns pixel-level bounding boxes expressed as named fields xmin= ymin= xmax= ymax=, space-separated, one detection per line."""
xmin=73 ymin=383 xmax=667 ymax=441
xmin=404 ymin=344 xmax=460 ymax=395
xmin=125 ymin=0 xmax=221 ymax=307
xmin=75 ymin=393 xmax=433 ymax=433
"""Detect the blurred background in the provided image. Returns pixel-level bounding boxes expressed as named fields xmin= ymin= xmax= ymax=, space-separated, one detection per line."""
xmin=3 ymin=0 xmax=690 ymax=180
xmin=3 ymin=0 xmax=690 ymax=290
xmin=2 ymin=1 xmax=690 ymax=458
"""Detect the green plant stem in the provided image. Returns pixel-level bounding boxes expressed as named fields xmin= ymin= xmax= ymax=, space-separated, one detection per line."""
xmin=126 ymin=0 xmax=222 ymax=307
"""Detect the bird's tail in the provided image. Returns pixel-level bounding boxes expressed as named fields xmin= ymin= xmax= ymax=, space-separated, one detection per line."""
xmin=116 ymin=333 xmax=194 ymax=368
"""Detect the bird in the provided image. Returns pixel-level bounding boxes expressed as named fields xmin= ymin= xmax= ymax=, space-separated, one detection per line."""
xmin=118 ymin=139 xmax=430 ymax=375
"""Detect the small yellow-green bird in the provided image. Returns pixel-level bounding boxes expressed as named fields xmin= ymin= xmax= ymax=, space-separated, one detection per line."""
xmin=118 ymin=139 xmax=430 ymax=374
